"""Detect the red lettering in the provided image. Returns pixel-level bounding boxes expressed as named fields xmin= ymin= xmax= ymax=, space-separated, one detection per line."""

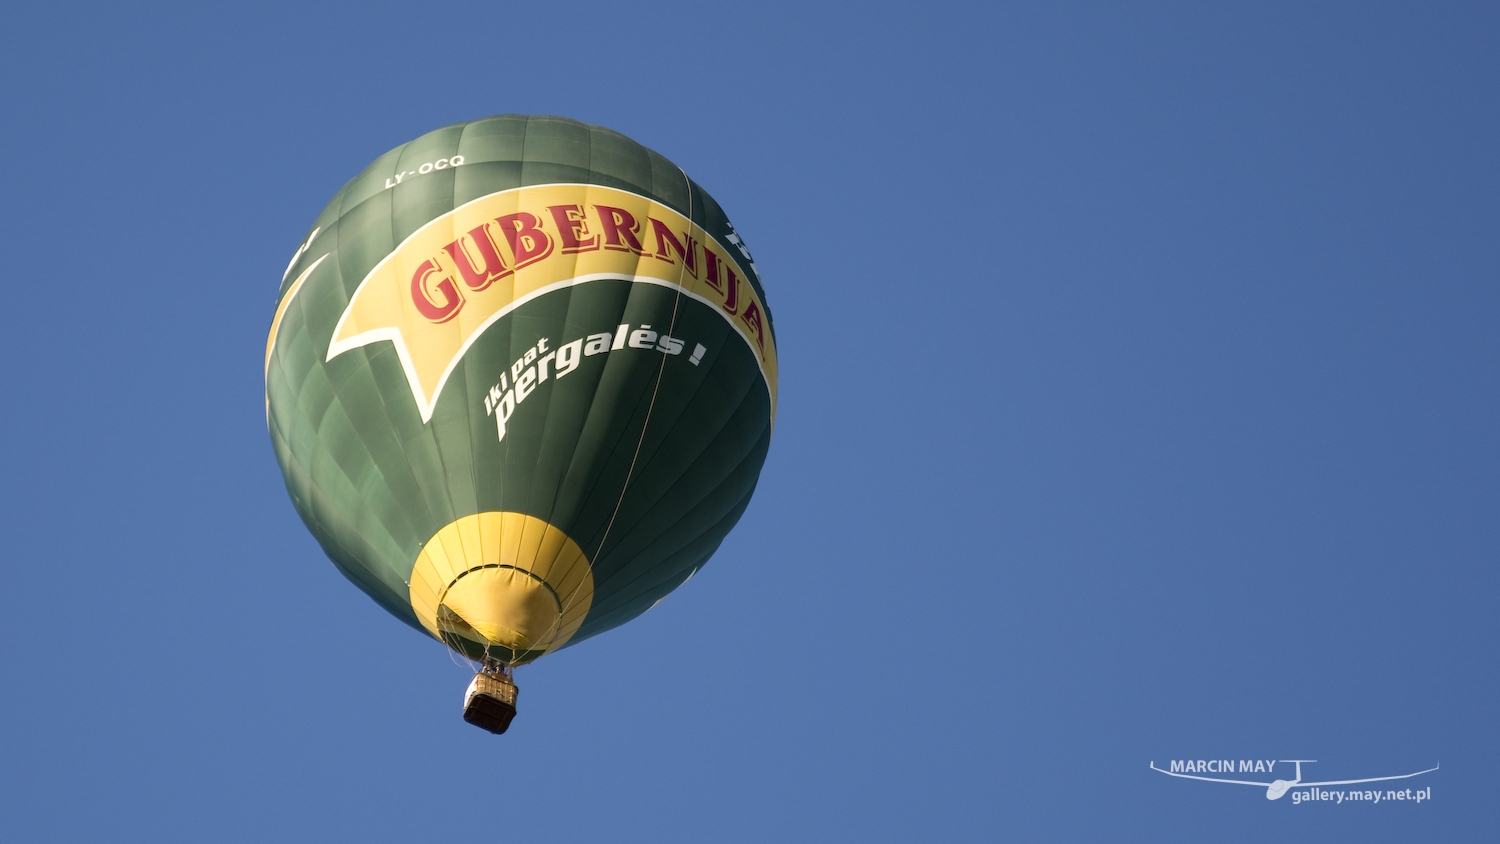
xmin=649 ymin=218 xmax=698 ymax=277
xmin=442 ymin=223 xmax=510 ymax=291
xmin=495 ymin=211 xmax=554 ymax=268
xmin=703 ymin=248 xmax=723 ymax=292
xmin=723 ymin=264 xmax=740 ymax=315
xmin=548 ymin=204 xmax=599 ymax=253
xmin=739 ymin=301 xmax=766 ymax=351
xmin=594 ymin=205 xmax=644 ymax=253
xmin=410 ymin=258 xmax=463 ymax=323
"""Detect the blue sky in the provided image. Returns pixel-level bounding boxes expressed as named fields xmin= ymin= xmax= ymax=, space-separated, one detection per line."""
xmin=1 ymin=2 xmax=1495 ymax=841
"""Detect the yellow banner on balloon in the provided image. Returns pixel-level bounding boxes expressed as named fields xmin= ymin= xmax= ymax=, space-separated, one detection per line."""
xmin=322 ymin=183 xmax=777 ymax=421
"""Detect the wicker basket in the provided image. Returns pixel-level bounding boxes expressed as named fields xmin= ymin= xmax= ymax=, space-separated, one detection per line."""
xmin=463 ymin=672 xmax=519 ymax=734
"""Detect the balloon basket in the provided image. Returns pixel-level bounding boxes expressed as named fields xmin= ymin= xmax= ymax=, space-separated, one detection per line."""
xmin=463 ymin=669 xmax=519 ymax=734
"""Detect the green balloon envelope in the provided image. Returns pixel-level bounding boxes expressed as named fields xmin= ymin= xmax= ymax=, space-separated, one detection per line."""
xmin=265 ymin=115 xmax=777 ymax=665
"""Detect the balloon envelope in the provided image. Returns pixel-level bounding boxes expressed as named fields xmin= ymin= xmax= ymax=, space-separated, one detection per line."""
xmin=265 ymin=115 xmax=776 ymax=664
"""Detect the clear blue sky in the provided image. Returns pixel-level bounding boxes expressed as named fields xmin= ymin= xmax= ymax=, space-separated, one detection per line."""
xmin=1 ymin=2 xmax=1495 ymax=841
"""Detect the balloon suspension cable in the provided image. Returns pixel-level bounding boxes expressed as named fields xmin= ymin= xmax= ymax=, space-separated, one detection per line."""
xmin=479 ymin=655 xmax=513 ymax=680
xmin=442 ymin=631 xmax=478 ymax=672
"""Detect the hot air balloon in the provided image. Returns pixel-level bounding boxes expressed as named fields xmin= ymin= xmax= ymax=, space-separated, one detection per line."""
xmin=264 ymin=115 xmax=776 ymax=733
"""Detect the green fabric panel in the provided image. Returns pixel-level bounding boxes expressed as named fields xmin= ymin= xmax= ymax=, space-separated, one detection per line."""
xmin=579 ymin=481 xmax=759 ymax=640
xmin=646 ymin=147 xmax=692 ymax=217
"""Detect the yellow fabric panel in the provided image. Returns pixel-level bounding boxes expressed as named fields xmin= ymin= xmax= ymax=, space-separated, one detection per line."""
xmin=500 ymin=512 xmax=528 ymax=574
xmin=541 ymin=527 xmax=591 ymax=623
xmin=437 ymin=519 xmax=470 ymax=583
xmin=441 ymin=567 xmax=559 ymax=651
xmin=456 ymin=513 xmax=485 ymax=579
xmin=409 ymin=564 xmax=445 ymax=637
xmin=407 ymin=512 xmax=595 ymax=661
xmin=264 ymin=253 xmax=327 ymax=379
